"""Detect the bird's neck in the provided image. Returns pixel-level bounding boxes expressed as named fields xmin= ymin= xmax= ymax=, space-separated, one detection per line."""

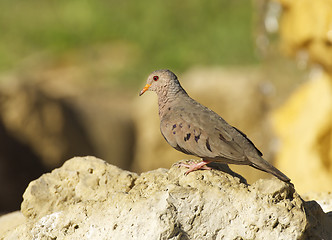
xmin=157 ymin=87 xmax=187 ymax=117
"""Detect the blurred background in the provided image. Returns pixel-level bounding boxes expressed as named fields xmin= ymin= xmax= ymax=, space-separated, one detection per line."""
xmin=0 ymin=0 xmax=331 ymax=213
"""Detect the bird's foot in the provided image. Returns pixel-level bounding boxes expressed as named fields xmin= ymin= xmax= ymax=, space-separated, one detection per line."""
xmin=177 ymin=160 xmax=212 ymax=175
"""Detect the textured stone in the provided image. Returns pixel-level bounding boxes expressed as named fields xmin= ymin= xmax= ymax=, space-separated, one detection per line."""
xmin=0 ymin=211 xmax=25 ymax=238
xmin=302 ymin=192 xmax=332 ymax=214
xmin=21 ymin=156 xmax=138 ymax=219
xmin=2 ymin=156 xmax=331 ymax=239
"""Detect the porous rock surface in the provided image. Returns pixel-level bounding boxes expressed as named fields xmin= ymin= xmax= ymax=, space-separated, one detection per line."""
xmin=1 ymin=156 xmax=332 ymax=240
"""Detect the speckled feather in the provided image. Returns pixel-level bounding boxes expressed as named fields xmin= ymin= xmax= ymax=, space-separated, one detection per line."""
xmin=140 ymin=69 xmax=290 ymax=182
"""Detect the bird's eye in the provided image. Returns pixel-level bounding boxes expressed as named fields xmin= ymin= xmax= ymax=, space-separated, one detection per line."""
xmin=153 ymin=76 xmax=159 ymax=81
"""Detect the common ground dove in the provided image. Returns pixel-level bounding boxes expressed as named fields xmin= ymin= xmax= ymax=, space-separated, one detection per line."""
xmin=139 ymin=69 xmax=290 ymax=182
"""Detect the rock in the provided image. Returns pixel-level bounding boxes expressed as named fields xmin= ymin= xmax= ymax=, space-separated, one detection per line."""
xmin=0 ymin=78 xmax=95 ymax=169
xmin=0 ymin=74 xmax=135 ymax=170
xmin=133 ymin=67 xmax=278 ymax=183
xmin=0 ymin=211 xmax=25 ymax=238
xmin=0 ymin=72 xmax=135 ymax=212
xmin=272 ymin=0 xmax=332 ymax=195
xmin=2 ymin=156 xmax=332 ymax=239
xmin=0 ymin=119 xmax=46 ymax=212
xmin=302 ymin=192 xmax=332 ymax=215
xmin=272 ymin=72 xmax=332 ymax=194
xmin=21 ymin=156 xmax=138 ymax=219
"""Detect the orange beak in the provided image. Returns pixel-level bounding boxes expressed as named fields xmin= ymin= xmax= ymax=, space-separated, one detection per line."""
xmin=139 ymin=84 xmax=151 ymax=96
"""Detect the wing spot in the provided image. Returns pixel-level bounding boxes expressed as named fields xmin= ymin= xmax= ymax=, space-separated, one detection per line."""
xmin=184 ymin=133 xmax=191 ymax=141
xmin=206 ymin=139 xmax=212 ymax=152
xmin=172 ymin=124 xmax=177 ymax=130
xmin=173 ymin=131 xmax=176 ymax=135
xmin=195 ymin=133 xmax=201 ymax=142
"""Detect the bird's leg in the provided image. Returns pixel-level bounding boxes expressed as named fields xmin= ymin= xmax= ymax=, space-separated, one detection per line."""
xmin=177 ymin=160 xmax=212 ymax=175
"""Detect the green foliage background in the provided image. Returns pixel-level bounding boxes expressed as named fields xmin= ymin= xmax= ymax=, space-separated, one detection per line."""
xmin=0 ymin=0 xmax=257 ymax=86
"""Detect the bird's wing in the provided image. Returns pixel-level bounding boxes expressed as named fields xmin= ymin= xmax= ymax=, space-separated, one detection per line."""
xmin=160 ymin=103 xmax=250 ymax=162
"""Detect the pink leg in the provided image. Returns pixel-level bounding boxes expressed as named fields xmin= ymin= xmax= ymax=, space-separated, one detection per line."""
xmin=177 ymin=160 xmax=212 ymax=175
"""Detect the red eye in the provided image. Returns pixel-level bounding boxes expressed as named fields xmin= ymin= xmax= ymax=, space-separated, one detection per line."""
xmin=153 ymin=76 xmax=159 ymax=81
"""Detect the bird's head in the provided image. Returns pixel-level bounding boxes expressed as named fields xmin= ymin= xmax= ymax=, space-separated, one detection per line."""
xmin=139 ymin=69 xmax=179 ymax=96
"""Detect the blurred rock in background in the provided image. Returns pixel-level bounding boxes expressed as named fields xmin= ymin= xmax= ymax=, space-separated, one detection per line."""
xmin=278 ymin=0 xmax=332 ymax=74
xmin=272 ymin=0 xmax=332 ymax=193
xmin=0 ymin=77 xmax=96 ymax=169
xmin=0 ymin=117 xmax=46 ymax=213
xmin=0 ymin=65 xmax=135 ymax=213
xmin=273 ymin=72 xmax=332 ymax=193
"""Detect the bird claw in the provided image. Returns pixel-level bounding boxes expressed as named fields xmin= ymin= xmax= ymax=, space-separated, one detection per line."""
xmin=176 ymin=161 xmax=212 ymax=175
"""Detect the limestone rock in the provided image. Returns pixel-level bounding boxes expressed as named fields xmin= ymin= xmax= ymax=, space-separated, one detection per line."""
xmin=21 ymin=156 xmax=138 ymax=219
xmin=133 ymin=67 xmax=277 ymax=183
xmin=302 ymin=192 xmax=332 ymax=214
xmin=0 ymin=211 xmax=25 ymax=238
xmin=2 ymin=156 xmax=332 ymax=239
xmin=272 ymin=73 xmax=332 ymax=194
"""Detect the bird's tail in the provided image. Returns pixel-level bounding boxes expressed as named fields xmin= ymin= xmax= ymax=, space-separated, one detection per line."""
xmin=249 ymin=156 xmax=291 ymax=183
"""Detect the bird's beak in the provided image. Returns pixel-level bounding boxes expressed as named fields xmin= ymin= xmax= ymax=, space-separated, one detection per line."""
xmin=139 ymin=84 xmax=151 ymax=96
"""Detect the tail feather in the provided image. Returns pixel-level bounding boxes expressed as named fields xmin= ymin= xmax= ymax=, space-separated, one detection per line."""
xmin=249 ymin=157 xmax=291 ymax=183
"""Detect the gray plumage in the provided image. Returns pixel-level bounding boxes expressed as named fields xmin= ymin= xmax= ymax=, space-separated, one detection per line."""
xmin=139 ymin=69 xmax=290 ymax=182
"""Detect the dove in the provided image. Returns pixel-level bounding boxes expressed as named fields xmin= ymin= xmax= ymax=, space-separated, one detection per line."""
xmin=139 ymin=69 xmax=290 ymax=182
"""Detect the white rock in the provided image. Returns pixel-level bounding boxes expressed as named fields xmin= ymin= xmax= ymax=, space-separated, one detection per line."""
xmin=1 ymin=156 xmax=331 ymax=239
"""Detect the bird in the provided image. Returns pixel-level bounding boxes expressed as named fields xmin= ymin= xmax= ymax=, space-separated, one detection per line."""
xmin=139 ymin=69 xmax=291 ymax=183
